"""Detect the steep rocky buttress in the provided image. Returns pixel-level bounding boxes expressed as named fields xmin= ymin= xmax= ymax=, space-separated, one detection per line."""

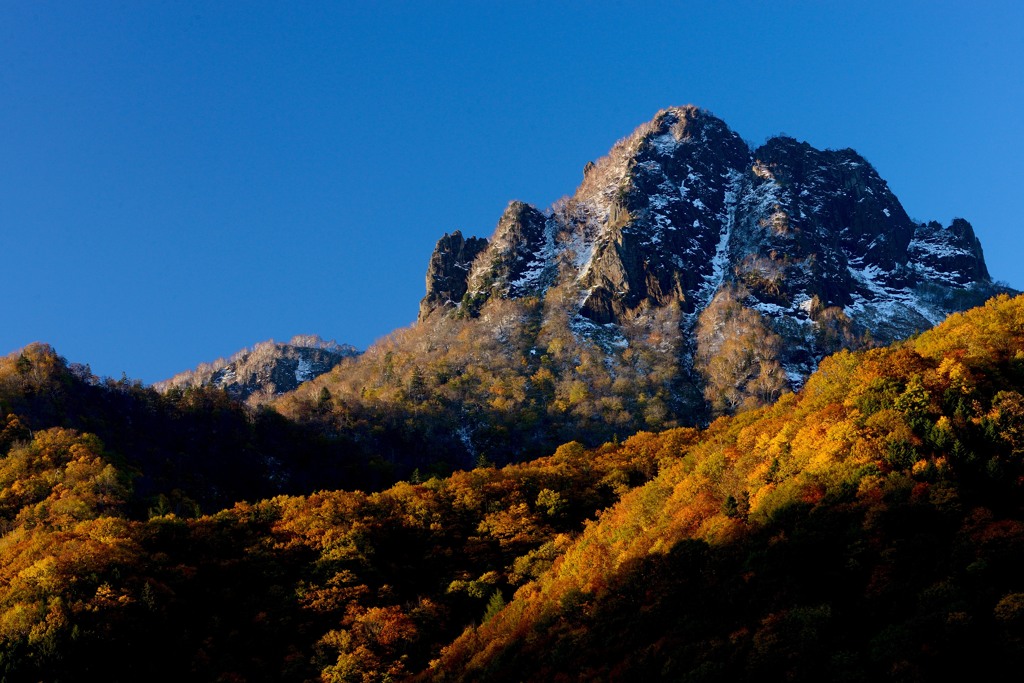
xmin=419 ymin=231 xmax=489 ymax=320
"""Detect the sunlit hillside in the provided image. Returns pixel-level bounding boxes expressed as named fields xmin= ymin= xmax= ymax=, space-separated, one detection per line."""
xmin=424 ymin=293 xmax=1024 ymax=681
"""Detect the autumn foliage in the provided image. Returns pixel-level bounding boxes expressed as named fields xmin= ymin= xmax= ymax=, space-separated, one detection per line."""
xmin=424 ymin=294 xmax=1024 ymax=680
xmin=0 ymin=295 xmax=1023 ymax=680
xmin=0 ymin=348 xmax=685 ymax=679
xmin=274 ymin=294 xmax=697 ymax=472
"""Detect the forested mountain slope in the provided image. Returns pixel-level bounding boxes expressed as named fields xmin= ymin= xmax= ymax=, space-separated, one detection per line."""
xmin=0 ymin=385 xmax=679 ymax=680
xmin=0 ymin=294 xmax=1022 ymax=681
xmin=424 ymin=293 xmax=1024 ymax=681
xmin=0 ymin=345 xmax=378 ymax=511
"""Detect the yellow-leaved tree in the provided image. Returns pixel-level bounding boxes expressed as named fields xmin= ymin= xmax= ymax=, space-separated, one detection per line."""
xmin=695 ymin=286 xmax=786 ymax=415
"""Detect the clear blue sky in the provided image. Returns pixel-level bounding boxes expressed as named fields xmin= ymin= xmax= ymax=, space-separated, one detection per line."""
xmin=3 ymin=1 xmax=1022 ymax=382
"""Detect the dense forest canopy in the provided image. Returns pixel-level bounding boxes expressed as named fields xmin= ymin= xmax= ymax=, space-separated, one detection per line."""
xmin=0 ymin=294 xmax=1022 ymax=680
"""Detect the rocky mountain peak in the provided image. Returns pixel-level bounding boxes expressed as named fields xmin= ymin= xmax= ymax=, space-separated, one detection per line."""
xmin=416 ymin=105 xmax=1007 ymax=390
xmin=572 ymin=106 xmax=748 ymax=214
xmin=572 ymin=107 xmax=751 ymax=322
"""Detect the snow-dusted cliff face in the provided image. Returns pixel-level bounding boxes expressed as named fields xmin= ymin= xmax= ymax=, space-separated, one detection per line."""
xmin=155 ymin=336 xmax=359 ymax=403
xmin=419 ymin=106 xmax=1009 ymax=388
